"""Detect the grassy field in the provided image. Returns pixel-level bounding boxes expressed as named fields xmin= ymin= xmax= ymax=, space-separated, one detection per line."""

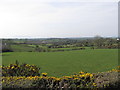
xmin=11 ymin=45 xmax=35 ymax=52
xmin=2 ymin=49 xmax=118 ymax=77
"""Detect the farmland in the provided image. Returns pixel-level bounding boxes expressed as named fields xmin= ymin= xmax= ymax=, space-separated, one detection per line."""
xmin=2 ymin=49 xmax=118 ymax=77
xmin=1 ymin=38 xmax=119 ymax=88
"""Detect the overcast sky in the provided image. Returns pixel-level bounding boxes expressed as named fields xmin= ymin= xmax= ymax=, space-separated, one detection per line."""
xmin=0 ymin=0 xmax=118 ymax=38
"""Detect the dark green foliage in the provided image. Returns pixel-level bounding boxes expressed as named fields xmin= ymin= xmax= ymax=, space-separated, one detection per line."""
xmin=2 ymin=37 xmax=119 ymax=53
xmin=2 ymin=45 xmax=13 ymax=52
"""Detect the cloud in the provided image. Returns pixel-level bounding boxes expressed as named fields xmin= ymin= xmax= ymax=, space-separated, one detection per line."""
xmin=0 ymin=1 xmax=118 ymax=38
xmin=0 ymin=0 xmax=119 ymax=3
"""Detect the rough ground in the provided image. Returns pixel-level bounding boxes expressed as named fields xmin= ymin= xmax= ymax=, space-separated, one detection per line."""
xmin=94 ymin=71 xmax=119 ymax=88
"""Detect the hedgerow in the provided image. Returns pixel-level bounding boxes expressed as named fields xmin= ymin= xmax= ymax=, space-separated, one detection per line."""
xmin=1 ymin=63 xmax=120 ymax=89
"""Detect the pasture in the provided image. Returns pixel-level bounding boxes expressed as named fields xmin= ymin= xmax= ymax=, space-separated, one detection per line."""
xmin=2 ymin=49 xmax=118 ymax=77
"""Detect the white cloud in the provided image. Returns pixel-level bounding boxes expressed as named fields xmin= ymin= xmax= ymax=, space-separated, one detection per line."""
xmin=0 ymin=0 xmax=118 ymax=38
xmin=0 ymin=0 xmax=119 ymax=3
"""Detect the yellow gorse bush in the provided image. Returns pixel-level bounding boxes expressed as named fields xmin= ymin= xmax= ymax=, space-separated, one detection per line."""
xmin=2 ymin=66 xmax=120 ymax=88
xmin=1 ymin=61 xmax=40 ymax=77
xmin=42 ymin=73 xmax=47 ymax=75
xmin=2 ymin=71 xmax=96 ymax=88
xmin=2 ymin=70 xmax=94 ymax=80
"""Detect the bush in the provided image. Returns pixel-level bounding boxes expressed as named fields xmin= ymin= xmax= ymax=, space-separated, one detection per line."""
xmin=32 ymin=72 xmax=96 ymax=89
xmin=2 ymin=72 xmax=96 ymax=89
xmin=1 ymin=64 xmax=120 ymax=89
xmin=2 ymin=61 xmax=40 ymax=77
xmin=2 ymin=45 xmax=13 ymax=52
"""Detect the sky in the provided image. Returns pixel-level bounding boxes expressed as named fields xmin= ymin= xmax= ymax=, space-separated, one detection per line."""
xmin=0 ymin=0 xmax=119 ymax=38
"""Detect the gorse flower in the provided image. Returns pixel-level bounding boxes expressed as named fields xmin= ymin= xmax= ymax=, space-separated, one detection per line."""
xmin=2 ymin=62 xmax=40 ymax=77
xmin=93 ymin=83 xmax=97 ymax=86
xmin=79 ymin=71 xmax=84 ymax=74
xmin=42 ymin=73 xmax=47 ymax=77
xmin=2 ymin=63 xmax=120 ymax=88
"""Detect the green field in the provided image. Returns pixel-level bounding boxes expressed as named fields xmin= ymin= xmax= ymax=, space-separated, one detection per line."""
xmin=11 ymin=45 xmax=35 ymax=52
xmin=2 ymin=49 xmax=118 ymax=77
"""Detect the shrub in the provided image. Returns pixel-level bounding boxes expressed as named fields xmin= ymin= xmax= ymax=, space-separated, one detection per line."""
xmin=1 ymin=64 xmax=120 ymax=89
xmin=32 ymin=72 xmax=96 ymax=89
xmin=2 ymin=61 xmax=40 ymax=77
xmin=2 ymin=45 xmax=13 ymax=52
